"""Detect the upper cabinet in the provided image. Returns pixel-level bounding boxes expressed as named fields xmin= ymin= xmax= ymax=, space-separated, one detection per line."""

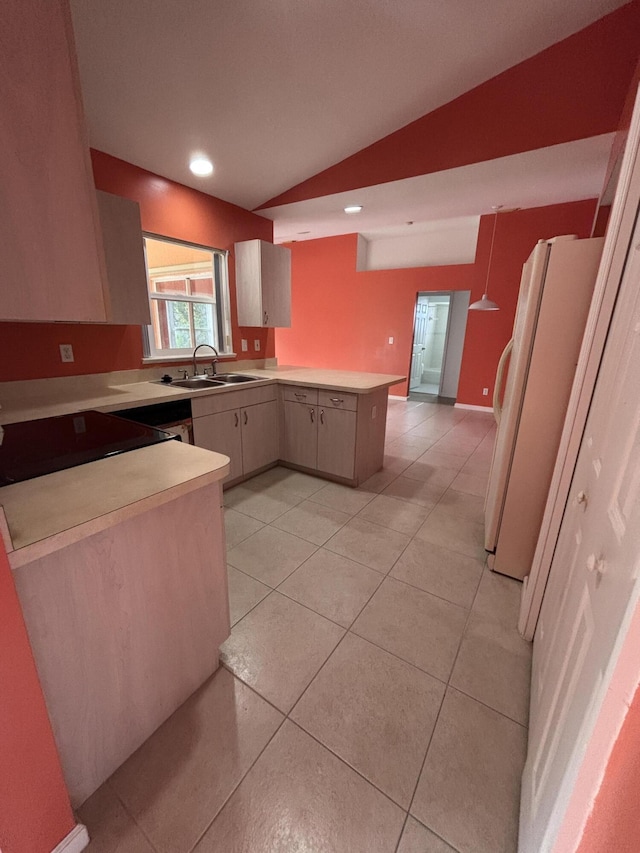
xmin=235 ymin=240 xmax=291 ymax=327
xmin=96 ymin=191 xmax=151 ymax=326
xmin=0 ymin=0 xmax=108 ymax=323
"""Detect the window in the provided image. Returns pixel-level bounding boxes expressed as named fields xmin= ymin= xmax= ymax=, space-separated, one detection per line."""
xmin=142 ymin=235 xmax=233 ymax=360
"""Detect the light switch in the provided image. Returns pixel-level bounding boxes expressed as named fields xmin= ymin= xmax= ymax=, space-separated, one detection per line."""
xmin=241 ymin=339 xmax=248 ymax=352
xmin=254 ymin=339 xmax=261 ymax=351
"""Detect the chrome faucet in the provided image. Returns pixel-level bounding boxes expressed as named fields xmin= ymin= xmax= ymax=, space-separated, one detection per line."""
xmin=192 ymin=343 xmax=219 ymax=376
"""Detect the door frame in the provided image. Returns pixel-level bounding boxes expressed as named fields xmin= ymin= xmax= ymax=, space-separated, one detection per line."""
xmin=408 ymin=290 xmax=454 ymax=396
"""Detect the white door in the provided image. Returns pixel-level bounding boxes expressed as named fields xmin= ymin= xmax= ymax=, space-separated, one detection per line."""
xmin=519 ymin=215 xmax=640 ymax=852
xmin=410 ymin=300 xmax=428 ymax=388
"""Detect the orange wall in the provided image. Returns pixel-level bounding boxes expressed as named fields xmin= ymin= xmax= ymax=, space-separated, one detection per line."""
xmin=0 ymin=151 xmax=273 ymax=382
xmin=275 ymin=199 xmax=596 ymax=403
xmin=0 ymin=540 xmax=75 ymax=853
xmin=575 ymin=685 xmax=640 ymax=853
xmin=260 ymin=2 xmax=640 ymax=209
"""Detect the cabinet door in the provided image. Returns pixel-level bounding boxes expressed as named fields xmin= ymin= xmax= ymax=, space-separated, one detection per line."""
xmin=192 ymin=410 xmax=243 ymax=482
xmin=261 ymin=241 xmax=291 ymax=327
xmin=317 ymin=407 xmax=356 ymax=479
xmin=235 ymin=240 xmax=291 ymax=327
xmin=0 ymin=0 xmax=107 ymax=322
xmin=96 ymin=191 xmax=151 ymax=325
xmin=241 ymin=401 xmax=278 ymax=474
xmin=282 ymin=402 xmax=317 ymax=470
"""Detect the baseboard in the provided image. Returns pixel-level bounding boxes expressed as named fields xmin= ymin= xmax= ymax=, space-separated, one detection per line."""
xmin=454 ymin=403 xmax=493 ymax=412
xmin=388 ymin=394 xmax=408 ymax=401
xmin=51 ymin=824 xmax=90 ymax=853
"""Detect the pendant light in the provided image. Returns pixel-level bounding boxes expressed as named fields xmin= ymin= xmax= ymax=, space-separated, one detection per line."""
xmin=469 ymin=205 xmax=502 ymax=311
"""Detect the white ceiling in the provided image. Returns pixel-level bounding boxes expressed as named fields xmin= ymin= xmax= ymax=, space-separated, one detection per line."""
xmin=261 ymin=134 xmax=615 ymax=242
xmin=70 ymin=0 xmax=626 ymax=213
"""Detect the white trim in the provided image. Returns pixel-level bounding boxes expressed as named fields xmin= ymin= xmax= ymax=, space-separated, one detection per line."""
xmin=142 ymin=353 xmax=237 ymax=364
xmin=388 ymin=394 xmax=408 ymax=400
xmin=454 ymin=402 xmax=493 ymax=411
xmin=50 ymin=824 xmax=89 ymax=853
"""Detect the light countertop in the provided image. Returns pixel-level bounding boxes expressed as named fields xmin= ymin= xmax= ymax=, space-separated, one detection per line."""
xmin=0 ymin=366 xmax=406 ymax=425
xmin=1 ymin=441 xmax=230 ymax=568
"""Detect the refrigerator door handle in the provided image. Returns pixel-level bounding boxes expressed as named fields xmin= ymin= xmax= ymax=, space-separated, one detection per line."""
xmin=493 ymin=338 xmax=514 ymax=424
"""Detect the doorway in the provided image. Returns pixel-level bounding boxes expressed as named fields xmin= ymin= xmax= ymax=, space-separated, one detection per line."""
xmin=409 ymin=291 xmax=470 ymax=401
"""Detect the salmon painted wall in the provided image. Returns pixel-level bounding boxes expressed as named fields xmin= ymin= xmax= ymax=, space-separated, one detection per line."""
xmin=0 ymin=151 xmax=273 ymax=382
xmin=0 ymin=540 xmax=75 ymax=853
xmin=275 ymin=199 xmax=596 ymax=403
xmin=259 ymin=2 xmax=640 ymax=209
xmin=575 ymin=684 xmax=640 ymax=853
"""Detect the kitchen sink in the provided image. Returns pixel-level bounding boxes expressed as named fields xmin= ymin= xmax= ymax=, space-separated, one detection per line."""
xmin=213 ymin=374 xmax=261 ymax=383
xmin=170 ymin=377 xmax=226 ymax=389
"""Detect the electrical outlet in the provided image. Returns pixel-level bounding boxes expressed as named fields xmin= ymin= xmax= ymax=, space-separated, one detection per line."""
xmin=482 ymin=387 xmax=489 ymax=396
xmin=241 ymin=339 xmax=248 ymax=352
xmin=388 ymin=336 xmax=394 ymax=345
xmin=254 ymin=339 xmax=261 ymax=351
xmin=59 ymin=344 xmax=74 ymax=363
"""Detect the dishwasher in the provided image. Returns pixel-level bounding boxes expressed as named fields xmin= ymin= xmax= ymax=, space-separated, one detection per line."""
xmin=112 ymin=399 xmax=194 ymax=444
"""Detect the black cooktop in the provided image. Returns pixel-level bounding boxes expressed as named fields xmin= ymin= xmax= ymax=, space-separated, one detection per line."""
xmin=0 ymin=410 xmax=177 ymax=487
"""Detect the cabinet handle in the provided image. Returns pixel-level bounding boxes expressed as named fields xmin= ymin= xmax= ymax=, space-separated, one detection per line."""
xmin=294 ymin=392 xmax=306 ymax=399
xmin=234 ymin=412 xmax=239 ymax=427
xmin=330 ymin=397 xmax=344 ymax=404
xmin=320 ymin=409 xmax=324 ymax=424
xmin=243 ymin=410 xmax=248 ymax=425
xmin=264 ymin=311 xmax=269 ymax=325
xmin=310 ymin=408 xmax=315 ymax=423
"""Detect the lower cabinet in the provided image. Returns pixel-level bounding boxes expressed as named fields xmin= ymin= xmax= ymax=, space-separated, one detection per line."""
xmin=282 ymin=402 xmax=317 ymax=469
xmin=317 ymin=405 xmax=356 ymax=479
xmin=281 ymin=396 xmax=356 ymax=480
xmin=241 ymin=400 xmax=279 ymax=473
xmin=192 ymin=381 xmax=387 ymax=488
xmin=194 ymin=409 xmax=244 ymax=482
xmin=192 ymin=393 xmax=278 ymax=483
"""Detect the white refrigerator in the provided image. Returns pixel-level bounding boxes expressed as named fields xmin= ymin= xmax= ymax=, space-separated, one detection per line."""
xmin=484 ymin=235 xmax=604 ymax=580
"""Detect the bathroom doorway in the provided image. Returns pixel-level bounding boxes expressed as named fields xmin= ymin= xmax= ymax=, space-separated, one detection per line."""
xmin=409 ymin=290 xmax=470 ymax=401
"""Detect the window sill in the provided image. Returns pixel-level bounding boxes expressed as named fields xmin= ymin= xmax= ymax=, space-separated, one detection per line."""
xmin=142 ymin=353 xmax=237 ymax=364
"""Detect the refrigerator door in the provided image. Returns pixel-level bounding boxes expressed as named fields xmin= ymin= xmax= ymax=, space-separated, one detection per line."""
xmin=493 ymin=338 xmax=513 ymax=425
xmin=484 ymin=241 xmax=552 ymax=552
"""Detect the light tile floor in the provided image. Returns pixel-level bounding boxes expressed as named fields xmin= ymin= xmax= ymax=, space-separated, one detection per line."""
xmin=80 ymin=399 xmax=531 ymax=853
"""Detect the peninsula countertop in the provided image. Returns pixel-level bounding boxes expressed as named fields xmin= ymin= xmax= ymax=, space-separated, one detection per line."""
xmin=0 ymin=365 xmax=406 ymax=425
xmin=1 ymin=441 xmax=230 ymax=569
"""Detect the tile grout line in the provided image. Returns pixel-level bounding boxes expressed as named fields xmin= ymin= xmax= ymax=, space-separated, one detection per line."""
xmin=221 ymin=405 xmax=500 ymax=850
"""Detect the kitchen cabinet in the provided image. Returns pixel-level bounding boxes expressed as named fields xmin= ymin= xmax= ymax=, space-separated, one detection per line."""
xmin=96 ymin=190 xmax=151 ymax=325
xmin=1 ymin=0 xmax=108 ymax=323
xmin=235 ymin=239 xmax=291 ymax=327
xmin=281 ymin=386 xmax=360 ymax=481
xmin=282 ymin=402 xmax=318 ymax=470
xmin=192 ymin=386 xmax=278 ymax=483
xmin=193 ymin=409 xmax=244 ymax=482
xmin=317 ymin=406 xmax=356 ymax=479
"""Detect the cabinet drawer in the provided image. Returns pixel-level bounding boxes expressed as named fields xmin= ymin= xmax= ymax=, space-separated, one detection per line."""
xmin=191 ymin=383 xmax=276 ymax=417
xmin=282 ymin=385 xmax=318 ymax=405
xmin=318 ymin=390 xmax=358 ymax=411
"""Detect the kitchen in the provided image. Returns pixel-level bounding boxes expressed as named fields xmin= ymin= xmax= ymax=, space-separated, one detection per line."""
xmin=2 ymin=2 xmax=640 ymax=853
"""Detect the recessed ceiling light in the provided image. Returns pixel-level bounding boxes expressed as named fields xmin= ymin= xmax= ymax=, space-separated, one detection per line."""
xmin=189 ymin=157 xmax=214 ymax=177
xmin=344 ymin=204 xmax=363 ymax=214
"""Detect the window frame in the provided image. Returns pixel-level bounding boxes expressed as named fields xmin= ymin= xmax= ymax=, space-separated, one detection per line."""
xmin=141 ymin=233 xmax=235 ymax=362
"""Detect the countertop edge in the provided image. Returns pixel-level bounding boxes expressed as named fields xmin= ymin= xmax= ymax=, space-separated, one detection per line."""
xmin=2 ymin=443 xmax=230 ymax=566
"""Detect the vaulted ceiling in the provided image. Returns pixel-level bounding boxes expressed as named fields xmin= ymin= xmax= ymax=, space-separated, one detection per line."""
xmin=70 ymin=0 xmax=636 ymax=240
